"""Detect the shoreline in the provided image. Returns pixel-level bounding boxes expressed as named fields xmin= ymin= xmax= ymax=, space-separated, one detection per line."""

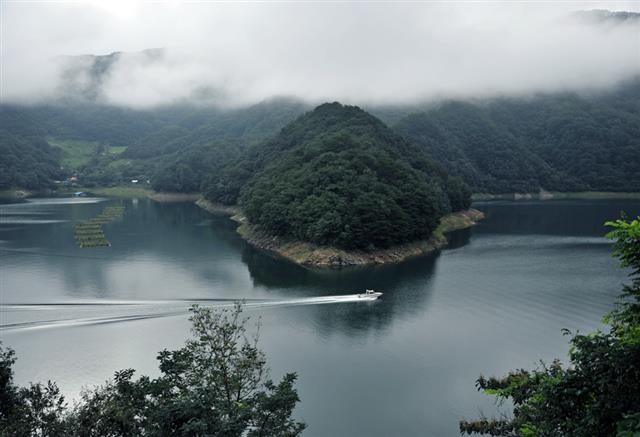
xmin=472 ymin=191 xmax=640 ymax=201
xmin=4 ymin=187 xmax=638 ymax=202
xmin=197 ymin=198 xmax=484 ymax=268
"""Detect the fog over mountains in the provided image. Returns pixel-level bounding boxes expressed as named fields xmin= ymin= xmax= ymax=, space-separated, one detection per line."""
xmin=3 ymin=3 xmax=639 ymax=108
xmin=2 ymin=3 xmax=639 ymax=194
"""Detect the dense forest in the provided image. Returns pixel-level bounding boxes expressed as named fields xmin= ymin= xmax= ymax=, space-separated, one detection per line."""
xmin=394 ymin=79 xmax=640 ymax=193
xmin=205 ymin=103 xmax=471 ymax=250
xmin=0 ymin=107 xmax=64 ymax=189
xmin=1 ymin=79 xmax=639 ymax=193
xmin=0 ymin=131 xmax=63 ymax=190
xmin=0 ymin=99 xmax=307 ymax=190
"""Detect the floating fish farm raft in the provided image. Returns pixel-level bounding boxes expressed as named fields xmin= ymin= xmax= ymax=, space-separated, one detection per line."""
xmin=74 ymin=206 xmax=125 ymax=248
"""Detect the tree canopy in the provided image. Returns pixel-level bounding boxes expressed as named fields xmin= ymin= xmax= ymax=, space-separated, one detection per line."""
xmin=0 ymin=99 xmax=307 ymax=190
xmin=3 ymin=79 xmax=639 ymax=193
xmin=205 ymin=102 xmax=471 ymax=250
xmin=394 ymin=79 xmax=640 ymax=194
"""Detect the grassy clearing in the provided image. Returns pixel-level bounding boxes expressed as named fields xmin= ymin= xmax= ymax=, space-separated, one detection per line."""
xmin=48 ymin=139 xmax=100 ymax=169
xmin=48 ymin=138 xmax=127 ymax=169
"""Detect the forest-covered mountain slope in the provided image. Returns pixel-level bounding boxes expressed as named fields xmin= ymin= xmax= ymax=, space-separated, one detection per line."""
xmin=394 ymin=79 xmax=640 ymax=193
xmin=1 ymin=79 xmax=639 ymax=193
xmin=0 ymin=99 xmax=308 ymax=189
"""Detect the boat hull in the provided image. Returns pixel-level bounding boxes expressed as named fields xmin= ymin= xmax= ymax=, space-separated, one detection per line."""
xmin=357 ymin=292 xmax=383 ymax=300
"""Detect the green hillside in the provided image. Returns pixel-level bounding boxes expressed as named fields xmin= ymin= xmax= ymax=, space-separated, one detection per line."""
xmin=394 ymin=79 xmax=640 ymax=193
xmin=0 ymin=99 xmax=308 ymax=189
xmin=205 ymin=103 xmax=471 ymax=250
xmin=2 ymin=80 xmax=639 ymax=194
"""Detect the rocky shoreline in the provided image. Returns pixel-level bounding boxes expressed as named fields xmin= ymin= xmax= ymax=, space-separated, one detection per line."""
xmin=197 ymin=198 xmax=484 ymax=268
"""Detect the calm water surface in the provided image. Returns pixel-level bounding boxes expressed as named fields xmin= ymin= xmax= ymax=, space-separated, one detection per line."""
xmin=1 ymin=197 xmax=639 ymax=436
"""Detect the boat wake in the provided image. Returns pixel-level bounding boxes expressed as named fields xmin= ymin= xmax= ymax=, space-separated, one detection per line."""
xmin=0 ymin=294 xmax=380 ymax=332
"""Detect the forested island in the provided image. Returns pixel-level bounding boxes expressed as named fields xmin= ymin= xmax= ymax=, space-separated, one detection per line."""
xmin=198 ymin=102 xmax=478 ymax=266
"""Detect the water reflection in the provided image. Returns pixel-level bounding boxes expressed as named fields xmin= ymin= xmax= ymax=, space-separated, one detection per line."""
xmin=475 ymin=199 xmax=640 ymax=236
xmin=242 ymin=245 xmax=442 ymax=335
xmin=3 ymin=197 xmax=640 ymax=437
xmin=1 ymin=197 xmax=454 ymax=337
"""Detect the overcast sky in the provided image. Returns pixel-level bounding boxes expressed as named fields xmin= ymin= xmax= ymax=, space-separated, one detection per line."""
xmin=2 ymin=1 xmax=639 ymax=108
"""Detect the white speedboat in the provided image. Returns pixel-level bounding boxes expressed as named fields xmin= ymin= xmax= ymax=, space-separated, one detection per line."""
xmin=357 ymin=289 xmax=383 ymax=300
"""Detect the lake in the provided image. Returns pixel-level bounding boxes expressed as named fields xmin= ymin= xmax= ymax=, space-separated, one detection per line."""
xmin=1 ymin=197 xmax=638 ymax=436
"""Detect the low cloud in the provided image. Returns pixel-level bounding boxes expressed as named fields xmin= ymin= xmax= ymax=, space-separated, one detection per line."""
xmin=2 ymin=1 xmax=639 ymax=108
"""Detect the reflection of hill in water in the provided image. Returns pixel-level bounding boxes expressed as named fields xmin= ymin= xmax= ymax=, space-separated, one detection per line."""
xmin=241 ymin=227 xmax=471 ymax=293
xmin=241 ymin=238 xmax=474 ymax=337
xmin=241 ymin=243 xmax=441 ymax=293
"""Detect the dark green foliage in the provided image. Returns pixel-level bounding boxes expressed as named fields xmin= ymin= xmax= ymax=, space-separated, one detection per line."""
xmin=5 ymin=80 xmax=638 ymax=194
xmin=0 ymin=305 xmax=304 ymax=436
xmin=0 ymin=99 xmax=307 ymax=189
xmin=207 ymin=102 xmax=465 ymax=250
xmin=395 ymin=79 xmax=640 ymax=194
xmin=69 ymin=369 xmax=149 ymax=436
xmin=460 ymin=215 xmax=640 ymax=436
xmin=151 ymin=141 xmax=244 ymax=193
xmin=604 ymin=215 xmax=640 ymax=338
xmin=125 ymin=98 xmax=307 ymax=159
xmin=445 ymin=176 xmax=472 ymax=211
xmin=0 ymin=107 xmax=64 ymax=189
xmin=396 ymin=101 xmax=580 ymax=194
xmin=0 ymin=131 xmax=64 ymax=190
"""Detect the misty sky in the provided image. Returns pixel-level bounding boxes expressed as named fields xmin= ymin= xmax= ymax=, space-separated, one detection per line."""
xmin=2 ymin=1 xmax=639 ymax=108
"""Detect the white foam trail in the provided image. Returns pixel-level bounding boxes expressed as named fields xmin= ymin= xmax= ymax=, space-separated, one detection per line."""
xmin=1 ymin=311 xmax=186 ymax=331
xmin=0 ymin=294 xmax=380 ymax=331
xmin=0 ymin=211 xmax=51 ymax=215
xmin=247 ymin=294 xmax=380 ymax=308
xmin=0 ymin=219 xmax=67 ymax=224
